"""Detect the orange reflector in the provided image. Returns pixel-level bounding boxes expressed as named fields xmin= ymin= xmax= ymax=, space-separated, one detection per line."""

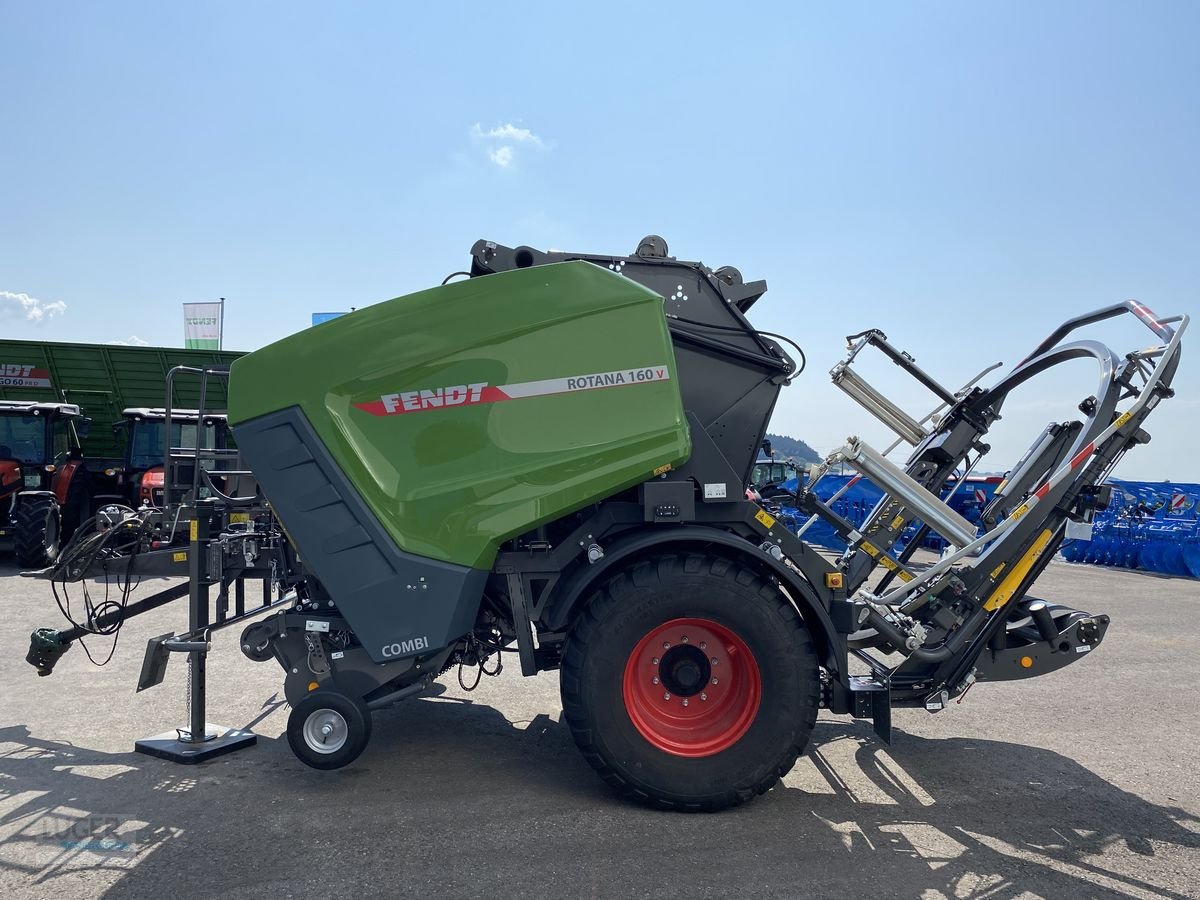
xmin=1020 ymin=656 xmax=1034 ymax=669
xmin=825 ymin=572 xmax=844 ymax=589
xmin=307 ymin=681 xmax=319 ymax=692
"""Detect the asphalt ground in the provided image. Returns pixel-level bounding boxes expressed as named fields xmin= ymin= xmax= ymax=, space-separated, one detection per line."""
xmin=0 ymin=556 xmax=1197 ymax=899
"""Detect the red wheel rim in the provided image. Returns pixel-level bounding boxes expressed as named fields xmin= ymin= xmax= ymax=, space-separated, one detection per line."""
xmin=621 ymin=617 xmax=762 ymax=758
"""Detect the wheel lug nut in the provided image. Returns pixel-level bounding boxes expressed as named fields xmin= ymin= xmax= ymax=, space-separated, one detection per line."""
xmin=701 ymin=692 xmax=708 ymax=701
xmin=711 ymin=657 xmax=719 ymax=666
xmin=699 ymin=641 xmax=707 ymax=649
xmin=652 ymin=676 xmax=659 ymax=684
xmin=663 ymin=692 xmax=671 ymax=701
xmin=711 ymin=677 xmax=718 ymax=685
xmin=681 ymin=635 xmax=689 ymax=643
xmin=652 ymin=657 xmax=659 ymax=665
xmin=663 ymin=642 xmax=671 ymax=649
xmin=682 ymin=698 xmax=689 ymax=707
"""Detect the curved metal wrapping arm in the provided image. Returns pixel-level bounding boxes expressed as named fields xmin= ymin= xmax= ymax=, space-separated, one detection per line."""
xmin=873 ymin=310 xmax=1188 ymax=609
xmin=1022 ymin=299 xmax=1176 ymax=364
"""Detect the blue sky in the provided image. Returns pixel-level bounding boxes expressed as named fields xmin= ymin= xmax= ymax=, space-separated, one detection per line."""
xmin=2 ymin=2 xmax=1197 ymax=477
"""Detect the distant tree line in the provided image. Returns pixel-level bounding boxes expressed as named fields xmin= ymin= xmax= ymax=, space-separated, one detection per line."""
xmin=764 ymin=432 xmax=821 ymax=463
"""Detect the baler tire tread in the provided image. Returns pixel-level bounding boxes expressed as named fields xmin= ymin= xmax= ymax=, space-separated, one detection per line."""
xmin=560 ymin=552 xmax=820 ymax=812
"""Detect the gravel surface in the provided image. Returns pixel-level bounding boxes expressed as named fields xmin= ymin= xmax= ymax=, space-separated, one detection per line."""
xmin=0 ymin=556 xmax=1197 ymax=899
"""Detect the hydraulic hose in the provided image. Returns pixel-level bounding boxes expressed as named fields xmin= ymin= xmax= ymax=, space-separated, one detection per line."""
xmin=865 ymin=604 xmax=988 ymax=663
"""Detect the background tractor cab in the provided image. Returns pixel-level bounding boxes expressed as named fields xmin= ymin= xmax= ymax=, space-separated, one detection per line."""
xmin=750 ymin=456 xmax=800 ymax=501
xmin=110 ymin=408 xmax=230 ymax=508
xmin=0 ymin=400 xmax=92 ymax=566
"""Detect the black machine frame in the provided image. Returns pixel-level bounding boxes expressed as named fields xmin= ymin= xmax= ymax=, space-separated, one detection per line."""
xmin=22 ymin=236 xmax=1189 ymax=769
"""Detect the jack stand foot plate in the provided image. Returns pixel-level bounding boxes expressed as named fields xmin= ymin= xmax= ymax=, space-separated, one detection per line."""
xmin=135 ymin=723 xmax=256 ymax=764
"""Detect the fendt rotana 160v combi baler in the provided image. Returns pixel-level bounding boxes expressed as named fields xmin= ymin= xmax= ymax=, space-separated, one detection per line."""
xmin=26 ymin=236 xmax=1186 ymax=811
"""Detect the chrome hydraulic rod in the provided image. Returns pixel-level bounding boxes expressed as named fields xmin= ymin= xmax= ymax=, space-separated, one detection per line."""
xmin=795 ymin=360 xmax=1002 ymax=539
xmin=834 ymin=438 xmax=978 ymax=548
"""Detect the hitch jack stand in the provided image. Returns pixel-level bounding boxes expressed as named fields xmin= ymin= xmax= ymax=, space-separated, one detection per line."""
xmin=135 ymin=503 xmax=256 ymax=764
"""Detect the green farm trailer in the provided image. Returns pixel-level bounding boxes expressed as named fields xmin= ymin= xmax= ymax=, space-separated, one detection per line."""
xmin=0 ymin=339 xmax=242 ymax=564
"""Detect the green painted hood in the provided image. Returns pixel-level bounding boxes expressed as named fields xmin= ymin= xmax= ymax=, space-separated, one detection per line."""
xmin=229 ymin=262 xmax=690 ymax=569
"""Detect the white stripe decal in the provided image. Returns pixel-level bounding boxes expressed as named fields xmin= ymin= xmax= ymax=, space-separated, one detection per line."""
xmin=355 ymin=365 xmax=672 ymax=416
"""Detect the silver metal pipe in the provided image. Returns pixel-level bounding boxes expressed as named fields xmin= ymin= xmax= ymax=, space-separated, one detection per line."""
xmin=840 ymin=437 xmax=978 ymax=548
xmin=795 ymin=360 xmax=1003 ymax=539
xmin=831 ymin=364 xmax=928 ymax=446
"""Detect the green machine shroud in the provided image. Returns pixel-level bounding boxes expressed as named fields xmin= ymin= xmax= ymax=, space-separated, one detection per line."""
xmin=228 ymin=262 xmax=690 ymax=663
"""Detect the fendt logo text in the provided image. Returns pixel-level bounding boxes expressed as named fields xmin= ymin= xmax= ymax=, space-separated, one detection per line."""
xmin=381 ymin=382 xmax=489 ymax=414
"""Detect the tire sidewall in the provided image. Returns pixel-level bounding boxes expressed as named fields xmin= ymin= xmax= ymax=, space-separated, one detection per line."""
xmin=574 ymin=559 xmax=815 ymax=802
xmin=286 ymin=691 xmax=372 ymax=770
xmin=15 ymin=495 xmax=61 ymax=567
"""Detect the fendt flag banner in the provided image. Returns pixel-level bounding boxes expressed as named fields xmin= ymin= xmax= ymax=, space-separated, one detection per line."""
xmin=183 ymin=300 xmax=223 ymax=350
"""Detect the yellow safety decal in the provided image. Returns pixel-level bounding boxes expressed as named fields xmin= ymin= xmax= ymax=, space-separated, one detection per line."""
xmin=824 ymin=572 xmax=844 ymax=589
xmin=189 ymin=519 xmax=198 ymax=541
xmin=1113 ymin=410 xmax=1132 ymax=429
xmin=229 ymin=512 xmax=250 ymax=524
xmin=652 ymin=463 xmax=673 ymax=476
xmin=173 ymin=551 xmax=187 ymax=562
xmin=1009 ymin=503 xmax=1029 ymax=522
xmin=984 ymin=529 xmax=1054 ymax=611
xmin=755 ymin=509 xmax=776 ymax=529
xmin=879 ymin=553 xmax=915 ymax=581
xmin=889 ymin=514 xmax=905 ymax=531
xmin=989 ymin=562 xmax=1006 ymax=580
xmin=860 ymin=541 xmax=880 ymax=558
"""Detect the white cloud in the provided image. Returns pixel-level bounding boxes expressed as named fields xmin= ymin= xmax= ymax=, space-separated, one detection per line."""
xmin=470 ymin=122 xmax=543 ymax=146
xmin=0 ymin=290 xmax=67 ymax=322
xmin=108 ymin=335 xmax=151 ymax=346
xmin=470 ymin=121 xmax=548 ymax=168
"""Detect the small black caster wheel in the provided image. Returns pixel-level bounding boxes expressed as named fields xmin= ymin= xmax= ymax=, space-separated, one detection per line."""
xmin=287 ymin=691 xmax=373 ymax=770
xmin=239 ymin=621 xmax=277 ymax=663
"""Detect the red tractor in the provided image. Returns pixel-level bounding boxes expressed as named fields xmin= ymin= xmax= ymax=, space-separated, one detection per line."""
xmin=109 ymin=407 xmax=230 ymax=509
xmin=0 ymin=401 xmax=94 ymax=566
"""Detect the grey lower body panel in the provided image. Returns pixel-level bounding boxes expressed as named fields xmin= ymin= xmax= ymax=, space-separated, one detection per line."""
xmin=232 ymin=407 xmax=486 ymax=664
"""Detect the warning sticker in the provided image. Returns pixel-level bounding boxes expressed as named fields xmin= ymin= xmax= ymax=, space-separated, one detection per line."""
xmin=755 ymin=509 xmax=776 ymax=529
xmin=0 ymin=365 xmax=51 ymax=389
xmin=355 ymin=366 xmax=672 ymax=417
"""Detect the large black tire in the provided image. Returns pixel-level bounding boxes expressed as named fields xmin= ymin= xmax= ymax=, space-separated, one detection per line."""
xmin=14 ymin=494 xmax=62 ymax=568
xmin=560 ymin=553 xmax=820 ymax=811
xmin=286 ymin=690 xmax=373 ymax=770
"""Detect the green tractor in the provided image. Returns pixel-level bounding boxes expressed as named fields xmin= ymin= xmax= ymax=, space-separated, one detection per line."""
xmin=0 ymin=400 xmax=93 ymax=566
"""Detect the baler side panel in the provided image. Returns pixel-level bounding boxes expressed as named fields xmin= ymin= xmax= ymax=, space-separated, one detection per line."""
xmin=234 ymin=407 xmax=488 ymax=663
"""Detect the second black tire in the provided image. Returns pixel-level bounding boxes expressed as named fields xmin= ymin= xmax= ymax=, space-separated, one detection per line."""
xmin=14 ymin=494 xmax=62 ymax=568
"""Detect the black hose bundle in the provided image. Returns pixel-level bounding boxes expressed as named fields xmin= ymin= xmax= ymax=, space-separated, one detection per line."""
xmin=47 ymin=509 xmax=155 ymax=666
